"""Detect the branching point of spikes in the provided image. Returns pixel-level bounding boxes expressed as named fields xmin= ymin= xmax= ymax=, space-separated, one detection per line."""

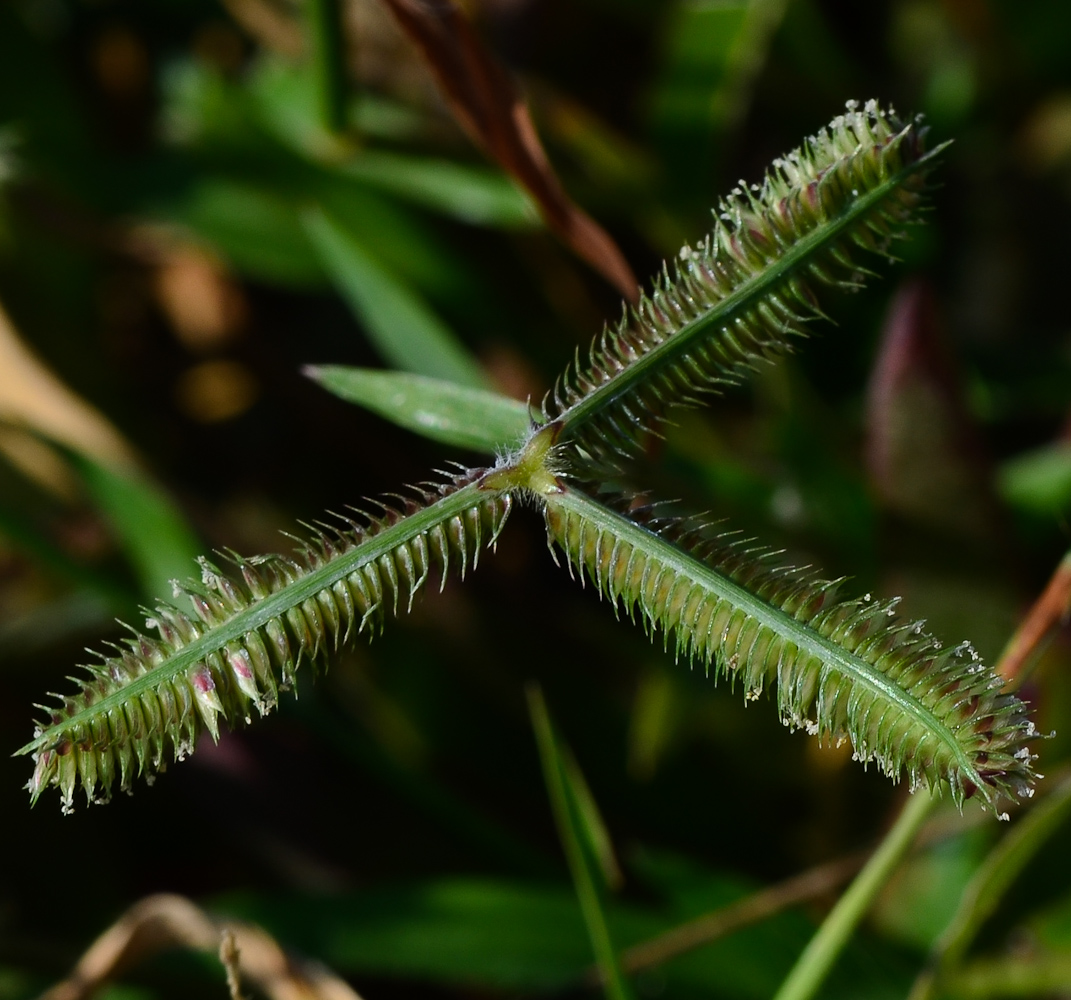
xmin=542 ymin=100 xmax=944 ymax=464
xmin=19 ymin=469 xmax=512 ymax=812
xmin=543 ymin=487 xmax=1037 ymax=812
xmin=19 ymin=101 xmax=1042 ymax=817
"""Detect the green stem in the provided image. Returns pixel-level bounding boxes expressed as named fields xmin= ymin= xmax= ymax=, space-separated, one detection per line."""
xmin=527 ymin=685 xmax=635 ymax=1000
xmin=773 ymin=790 xmax=935 ymax=1000
xmin=306 ymin=0 xmax=348 ymax=135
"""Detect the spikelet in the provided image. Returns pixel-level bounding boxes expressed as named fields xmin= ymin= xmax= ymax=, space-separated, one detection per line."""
xmin=543 ymin=100 xmax=942 ymax=463
xmin=21 ymin=468 xmax=511 ymax=812
xmin=544 ymin=487 xmax=1037 ymax=811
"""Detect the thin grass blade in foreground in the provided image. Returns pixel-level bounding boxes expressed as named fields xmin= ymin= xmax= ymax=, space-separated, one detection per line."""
xmin=528 ymin=685 xmax=635 ymax=1000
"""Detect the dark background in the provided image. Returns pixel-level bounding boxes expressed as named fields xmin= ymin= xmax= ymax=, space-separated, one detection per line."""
xmin=2 ymin=1 xmax=1071 ymax=997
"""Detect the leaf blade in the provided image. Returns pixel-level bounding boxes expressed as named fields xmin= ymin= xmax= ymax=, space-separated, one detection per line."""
xmin=303 ymin=207 xmax=487 ymax=388
xmin=376 ymin=0 xmax=637 ymax=299
xmin=70 ymin=453 xmax=201 ymax=604
xmin=528 ymin=684 xmax=634 ymax=1000
xmin=305 ymin=365 xmax=530 ymax=454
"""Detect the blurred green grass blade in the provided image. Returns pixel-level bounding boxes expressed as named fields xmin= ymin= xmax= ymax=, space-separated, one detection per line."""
xmin=527 ymin=684 xmax=635 ymax=1000
xmin=341 ymin=151 xmax=538 ymax=228
xmin=218 ymin=880 xmax=618 ymax=991
xmin=627 ymin=668 xmax=681 ymax=781
xmin=180 ymin=179 xmax=327 ymax=289
xmin=249 ymin=59 xmax=427 ymax=143
xmin=303 ymin=207 xmax=487 ymax=387
xmin=653 ymin=0 xmax=787 ymax=134
xmin=218 ymin=870 xmax=899 ymax=996
xmin=559 ymin=744 xmax=625 ymax=892
xmin=708 ymin=0 xmax=790 ymax=131
xmin=871 ymin=824 xmax=991 ymax=951
xmin=775 ymin=791 xmax=935 ymax=1000
xmin=911 ymin=776 xmax=1071 ymax=1000
xmin=944 ymin=952 xmax=1071 ymax=1000
xmin=998 ymin=442 xmax=1071 ymax=515
xmin=305 ymin=0 xmax=347 ymax=136
xmin=304 ymin=366 xmax=529 ymax=453
xmin=649 ymin=1 xmax=748 ymax=135
xmin=69 ymin=455 xmax=201 ymax=603
xmin=649 ymin=0 xmax=787 ymax=192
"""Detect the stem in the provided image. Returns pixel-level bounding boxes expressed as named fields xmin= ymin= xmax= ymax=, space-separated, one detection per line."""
xmin=995 ymin=547 xmax=1071 ymax=684
xmin=772 ymin=789 xmax=935 ymax=1000
xmin=777 ymin=544 xmax=1071 ymax=1000
xmin=306 ymin=0 xmax=348 ymax=135
xmin=605 ymin=853 xmax=864 ymax=980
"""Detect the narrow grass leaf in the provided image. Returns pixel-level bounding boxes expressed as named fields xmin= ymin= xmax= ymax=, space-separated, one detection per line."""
xmin=377 ymin=0 xmax=638 ymax=299
xmin=342 ymin=151 xmax=538 ymax=228
xmin=302 ymin=207 xmax=486 ymax=387
xmin=559 ymin=746 xmax=625 ymax=892
xmin=305 ymin=366 xmax=529 ymax=454
xmin=528 ymin=684 xmax=635 ymax=1000
xmin=70 ymin=454 xmax=201 ymax=605
xmin=910 ymin=775 xmax=1071 ymax=1000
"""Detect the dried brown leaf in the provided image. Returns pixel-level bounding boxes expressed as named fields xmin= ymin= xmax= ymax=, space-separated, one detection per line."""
xmin=377 ymin=0 xmax=638 ymax=301
xmin=38 ymin=893 xmax=366 ymax=1000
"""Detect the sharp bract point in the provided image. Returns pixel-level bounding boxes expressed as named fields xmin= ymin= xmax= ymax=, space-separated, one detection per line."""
xmin=543 ymin=100 xmax=941 ymax=464
xmin=23 ymin=468 xmax=512 ymax=812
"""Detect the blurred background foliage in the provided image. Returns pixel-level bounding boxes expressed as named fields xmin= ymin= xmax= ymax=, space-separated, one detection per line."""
xmin=3 ymin=0 xmax=1071 ymax=997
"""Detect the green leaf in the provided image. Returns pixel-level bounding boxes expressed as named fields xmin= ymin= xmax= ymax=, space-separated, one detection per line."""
xmin=998 ymin=442 xmax=1071 ymax=515
xmin=341 ymin=151 xmax=538 ymax=228
xmin=178 ymin=178 xmax=327 ymax=288
xmin=305 ymin=365 xmax=530 ymax=453
xmin=302 ymin=207 xmax=487 ymax=387
xmin=69 ymin=454 xmax=201 ymax=605
xmin=218 ymin=874 xmax=903 ymax=998
xmin=649 ymin=0 xmax=750 ymax=135
xmin=910 ymin=775 xmax=1071 ymax=999
xmin=559 ymin=743 xmax=625 ymax=893
xmin=217 ymin=880 xmax=649 ymax=991
xmin=528 ymin=684 xmax=635 ymax=1000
